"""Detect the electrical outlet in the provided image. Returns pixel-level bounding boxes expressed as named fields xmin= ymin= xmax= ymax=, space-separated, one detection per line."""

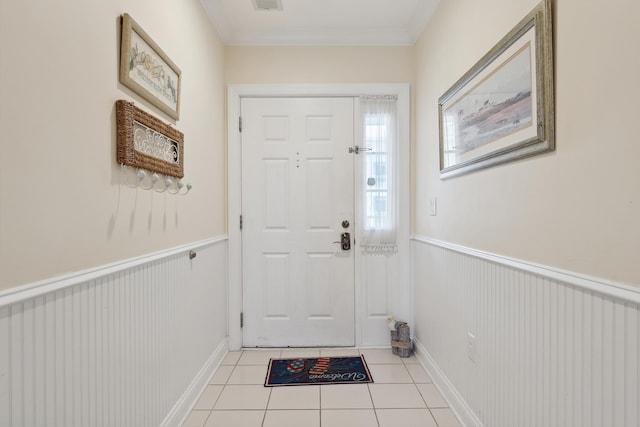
xmin=428 ymin=197 xmax=437 ymax=216
xmin=466 ymin=332 xmax=476 ymax=363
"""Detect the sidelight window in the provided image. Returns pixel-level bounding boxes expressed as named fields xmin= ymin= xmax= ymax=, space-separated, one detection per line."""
xmin=359 ymin=96 xmax=398 ymax=252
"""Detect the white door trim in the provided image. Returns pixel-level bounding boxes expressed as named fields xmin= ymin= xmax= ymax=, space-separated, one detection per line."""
xmin=227 ymin=83 xmax=410 ymax=350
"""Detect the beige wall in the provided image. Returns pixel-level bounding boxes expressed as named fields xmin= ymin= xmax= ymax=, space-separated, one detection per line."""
xmin=225 ymin=46 xmax=414 ymax=84
xmin=3 ymin=0 xmax=637 ymax=290
xmin=0 ymin=0 xmax=226 ymax=290
xmin=414 ymin=0 xmax=640 ymax=286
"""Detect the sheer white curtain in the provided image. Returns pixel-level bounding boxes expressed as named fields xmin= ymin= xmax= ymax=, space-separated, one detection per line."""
xmin=358 ymin=95 xmax=398 ymax=253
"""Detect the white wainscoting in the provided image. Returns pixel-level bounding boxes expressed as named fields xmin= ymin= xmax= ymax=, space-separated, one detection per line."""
xmin=412 ymin=236 xmax=640 ymax=427
xmin=0 ymin=237 xmax=229 ymax=427
xmin=359 ymin=248 xmax=411 ymax=346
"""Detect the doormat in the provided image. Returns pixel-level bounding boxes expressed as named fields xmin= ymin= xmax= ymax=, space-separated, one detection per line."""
xmin=265 ymin=356 xmax=373 ymax=387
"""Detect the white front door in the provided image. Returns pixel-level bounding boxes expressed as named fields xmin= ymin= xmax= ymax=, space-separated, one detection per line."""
xmin=241 ymin=97 xmax=355 ymax=347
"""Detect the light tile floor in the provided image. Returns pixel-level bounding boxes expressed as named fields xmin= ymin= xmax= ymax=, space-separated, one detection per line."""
xmin=182 ymin=348 xmax=462 ymax=427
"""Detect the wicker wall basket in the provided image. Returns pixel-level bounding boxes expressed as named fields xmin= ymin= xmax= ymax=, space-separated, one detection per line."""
xmin=116 ymin=100 xmax=184 ymax=178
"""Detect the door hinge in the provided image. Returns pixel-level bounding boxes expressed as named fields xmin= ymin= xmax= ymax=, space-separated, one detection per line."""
xmin=239 ymin=214 xmax=243 ymax=230
xmin=239 ymin=116 xmax=242 ymax=133
xmin=240 ymin=312 xmax=244 ymax=328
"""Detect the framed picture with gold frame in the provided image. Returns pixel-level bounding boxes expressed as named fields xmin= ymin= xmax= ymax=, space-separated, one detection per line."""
xmin=438 ymin=0 xmax=554 ymax=179
xmin=120 ymin=13 xmax=181 ymax=120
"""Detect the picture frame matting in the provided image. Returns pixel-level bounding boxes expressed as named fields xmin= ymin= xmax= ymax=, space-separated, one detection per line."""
xmin=438 ymin=0 xmax=554 ymax=179
xmin=119 ymin=13 xmax=182 ymax=120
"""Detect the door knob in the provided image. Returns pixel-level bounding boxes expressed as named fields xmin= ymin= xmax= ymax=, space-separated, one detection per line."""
xmin=333 ymin=232 xmax=351 ymax=251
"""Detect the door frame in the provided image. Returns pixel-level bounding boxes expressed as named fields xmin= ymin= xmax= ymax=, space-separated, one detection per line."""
xmin=227 ymin=84 xmax=410 ymax=350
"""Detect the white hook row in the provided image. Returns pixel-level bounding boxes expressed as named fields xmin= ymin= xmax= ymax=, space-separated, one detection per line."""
xmin=121 ymin=164 xmax=192 ymax=195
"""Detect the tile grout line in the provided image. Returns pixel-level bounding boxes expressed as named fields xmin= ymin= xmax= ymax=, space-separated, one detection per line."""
xmin=367 ymin=383 xmax=382 ymax=427
xmin=185 ymin=348 xmax=455 ymax=427
xmin=319 ymin=385 xmax=322 ymax=427
xmin=209 ymin=350 xmax=241 ymax=425
xmin=259 ymin=388 xmax=271 ymax=427
xmin=202 ymin=410 xmax=213 ymax=427
xmin=412 ymin=377 xmax=442 ymax=426
xmin=261 ymin=350 xmax=278 ymax=427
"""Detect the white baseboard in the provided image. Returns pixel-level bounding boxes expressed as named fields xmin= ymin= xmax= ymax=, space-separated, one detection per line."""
xmin=162 ymin=338 xmax=230 ymax=427
xmin=413 ymin=338 xmax=483 ymax=427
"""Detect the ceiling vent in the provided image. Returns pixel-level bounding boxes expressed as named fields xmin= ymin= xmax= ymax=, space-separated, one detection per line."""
xmin=252 ymin=0 xmax=283 ymax=11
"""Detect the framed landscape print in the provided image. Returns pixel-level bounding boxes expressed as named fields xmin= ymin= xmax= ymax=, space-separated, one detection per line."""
xmin=120 ymin=13 xmax=182 ymax=120
xmin=438 ymin=0 xmax=554 ymax=179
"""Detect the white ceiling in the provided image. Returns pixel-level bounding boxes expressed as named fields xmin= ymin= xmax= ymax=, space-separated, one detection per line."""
xmin=200 ymin=0 xmax=440 ymax=46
